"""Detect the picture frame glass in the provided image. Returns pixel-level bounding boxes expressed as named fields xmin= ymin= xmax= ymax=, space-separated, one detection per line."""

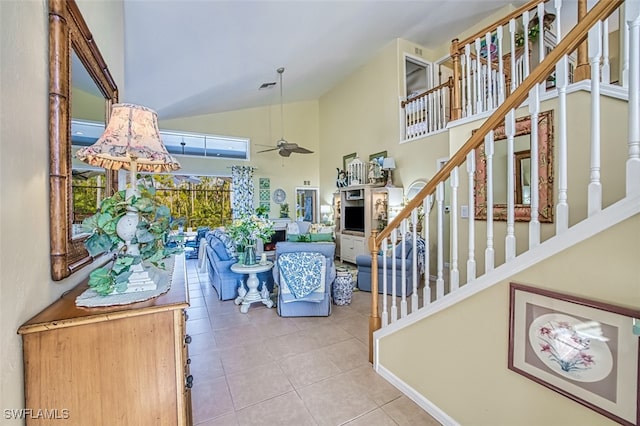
xmin=509 ymin=283 xmax=640 ymax=425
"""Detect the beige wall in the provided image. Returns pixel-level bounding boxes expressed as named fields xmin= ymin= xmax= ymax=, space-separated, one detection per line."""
xmin=379 ymin=213 xmax=640 ymax=426
xmin=0 ymin=0 xmax=125 ymax=420
xmin=160 ymin=100 xmax=320 ymax=217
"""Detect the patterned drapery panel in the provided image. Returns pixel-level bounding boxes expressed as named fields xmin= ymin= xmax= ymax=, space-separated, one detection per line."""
xmin=231 ymin=165 xmax=254 ymax=218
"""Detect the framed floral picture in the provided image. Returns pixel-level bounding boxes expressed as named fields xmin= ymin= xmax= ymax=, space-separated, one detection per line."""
xmin=509 ymin=283 xmax=640 ymax=425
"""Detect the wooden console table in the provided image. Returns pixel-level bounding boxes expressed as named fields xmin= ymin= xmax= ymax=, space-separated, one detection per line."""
xmin=18 ymin=255 xmax=192 ymax=425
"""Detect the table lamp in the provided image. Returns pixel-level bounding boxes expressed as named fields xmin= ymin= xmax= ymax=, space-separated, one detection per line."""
xmin=76 ymin=103 xmax=181 ymax=292
xmin=382 ymin=157 xmax=396 ymax=187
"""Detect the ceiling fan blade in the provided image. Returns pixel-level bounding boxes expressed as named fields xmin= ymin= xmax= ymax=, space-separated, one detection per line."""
xmin=257 ymin=147 xmax=279 ymax=153
xmin=279 ymin=149 xmax=292 ymax=157
xmin=290 ymin=146 xmax=314 ymax=154
xmin=281 ymin=142 xmax=299 ymax=150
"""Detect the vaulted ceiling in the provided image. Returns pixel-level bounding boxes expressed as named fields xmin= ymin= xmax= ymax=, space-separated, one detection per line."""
xmin=122 ymin=1 xmax=529 ymax=120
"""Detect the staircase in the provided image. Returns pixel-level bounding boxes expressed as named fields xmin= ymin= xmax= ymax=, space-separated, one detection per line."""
xmin=370 ymin=0 xmax=640 ymax=424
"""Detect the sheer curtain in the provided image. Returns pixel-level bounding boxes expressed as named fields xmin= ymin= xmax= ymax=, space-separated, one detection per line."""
xmin=231 ymin=165 xmax=254 ymax=218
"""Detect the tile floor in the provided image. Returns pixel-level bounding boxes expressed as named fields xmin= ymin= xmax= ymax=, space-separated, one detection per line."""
xmin=184 ymin=259 xmax=441 ymax=425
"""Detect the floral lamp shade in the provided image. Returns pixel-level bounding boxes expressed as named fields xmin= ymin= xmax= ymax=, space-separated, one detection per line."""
xmin=76 ymin=103 xmax=181 ymax=173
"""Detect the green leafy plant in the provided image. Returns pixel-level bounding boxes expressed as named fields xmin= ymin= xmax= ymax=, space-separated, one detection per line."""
xmin=82 ymin=181 xmax=179 ymax=295
xmin=226 ymin=214 xmax=275 ymax=247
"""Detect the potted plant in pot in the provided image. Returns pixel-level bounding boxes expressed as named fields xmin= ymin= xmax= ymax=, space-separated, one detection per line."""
xmin=82 ymin=179 xmax=180 ymax=295
xmin=226 ymin=213 xmax=275 ymax=265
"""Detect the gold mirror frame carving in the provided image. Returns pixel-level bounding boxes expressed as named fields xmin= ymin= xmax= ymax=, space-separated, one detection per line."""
xmin=50 ymin=0 xmax=118 ymax=280
xmin=473 ymin=110 xmax=554 ymax=223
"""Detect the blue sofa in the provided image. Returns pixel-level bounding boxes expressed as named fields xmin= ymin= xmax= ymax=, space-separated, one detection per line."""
xmin=204 ymin=228 xmax=274 ymax=301
xmin=356 ymin=236 xmax=425 ymax=296
xmin=272 ymin=241 xmax=336 ymax=317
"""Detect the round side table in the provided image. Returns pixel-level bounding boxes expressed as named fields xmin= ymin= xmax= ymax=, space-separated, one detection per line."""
xmin=230 ymin=261 xmax=274 ymax=313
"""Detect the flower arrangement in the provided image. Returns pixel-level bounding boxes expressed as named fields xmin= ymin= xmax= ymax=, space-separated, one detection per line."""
xmin=226 ymin=214 xmax=275 ymax=247
xmin=82 ymin=180 xmax=180 ymax=295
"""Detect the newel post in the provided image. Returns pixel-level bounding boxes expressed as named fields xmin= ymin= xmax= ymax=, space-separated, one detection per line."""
xmin=450 ymin=38 xmax=462 ymax=120
xmin=573 ymin=0 xmax=592 ymax=81
xmin=368 ymin=230 xmax=380 ymax=364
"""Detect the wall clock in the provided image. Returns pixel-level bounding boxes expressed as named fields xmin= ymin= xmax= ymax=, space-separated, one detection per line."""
xmin=273 ymin=188 xmax=286 ymax=204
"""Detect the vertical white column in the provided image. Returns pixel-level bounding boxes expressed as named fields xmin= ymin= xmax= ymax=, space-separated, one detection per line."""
xmin=622 ymin=7 xmax=630 ymax=88
xmin=410 ymin=209 xmax=419 ymax=312
xmin=466 ymin=151 xmax=476 ymax=282
xmin=485 ymin=132 xmax=495 ymax=272
xmin=450 ymin=167 xmax=459 ymax=291
xmin=381 ymin=238 xmax=389 ymax=327
xmin=588 ymin=22 xmax=603 ymax=216
xmin=436 ymin=182 xmax=445 ymax=299
xmin=529 ymin=87 xmax=541 ymax=248
xmin=627 ymin=1 xmax=640 ymax=197
xmin=505 ymin=109 xmax=516 ymax=261
xmin=423 ymin=196 xmax=431 ymax=306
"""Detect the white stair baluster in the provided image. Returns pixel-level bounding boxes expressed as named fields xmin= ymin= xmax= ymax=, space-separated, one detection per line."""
xmin=588 ymin=21 xmax=603 ymax=216
xmin=381 ymin=238 xmax=389 ymax=327
xmin=423 ymin=196 xmax=431 ymax=306
xmin=505 ymin=109 xmax=516 ymax=261
xmin=390 ymin=228 xmax=398 ymax=322
xmin=436 ymin=182 xmax=445 ymax=299
xmin=626 ymin=0 xmax=640 ymax=196
xmin=410 ymin=209 xmax=419 ymax=312
xmin=450 ymin=167 xmax=459 ymax=291
xmin=497 ymin=25 xmax=505 ymax=104
xmin=485 ymin=131 xmax=495 ymax=272
xmin=509 ymin=19 xmax=517 ymax=94
xmin=466 ymin=151 xmax=476 ymax=282
xmin=556 ymin=54 xmax=570 ymax=234
xmin=523 ymin=10 xmax=530 ymax=80
xmin=475 ymin=38 xmax=483 ymax=114
xmin=602 ymin=18 xmax=610 ymax=84
xmin=485 ymin=32 xmax=494 ymax=111
xmin=400 ymin=220 xmax=408 ymax=319
xmin=464 ymin=45 xmax=472 ymax=116
xmin=529 ymin=86 xmax=541 ymax=248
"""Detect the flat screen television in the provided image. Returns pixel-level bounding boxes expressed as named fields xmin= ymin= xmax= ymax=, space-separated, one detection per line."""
xmin=343 ymin=206 xmax=365 ymax=232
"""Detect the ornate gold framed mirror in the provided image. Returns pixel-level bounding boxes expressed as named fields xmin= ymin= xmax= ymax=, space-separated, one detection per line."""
xmin=49 ymin=0 xmax=118 ymax=280
xmin=473 ymin=110 xmax=554 ymax=223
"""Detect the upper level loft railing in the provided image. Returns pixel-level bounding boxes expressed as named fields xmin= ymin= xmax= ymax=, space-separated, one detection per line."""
xmin=373 ymin=0 xmax=638 ymax=362
xmin=400 ymin=0 xmax=630 ymax=141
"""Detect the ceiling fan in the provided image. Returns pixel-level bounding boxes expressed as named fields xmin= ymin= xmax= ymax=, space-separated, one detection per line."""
xmin=257 ymin=67 xmax=313 ymax=157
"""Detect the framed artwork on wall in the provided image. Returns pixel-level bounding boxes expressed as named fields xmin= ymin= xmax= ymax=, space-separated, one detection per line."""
xmin=508 ymin=282 xmax=640 ymax=425
xmin=343 ymin=152 xmax=357 ymax=172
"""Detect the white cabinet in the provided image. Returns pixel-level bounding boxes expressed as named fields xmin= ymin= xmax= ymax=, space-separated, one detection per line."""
xmin=338 ymin=184 xmax=402 ymax=264
xmin=340 ymin=234 xmax=366 ymax=263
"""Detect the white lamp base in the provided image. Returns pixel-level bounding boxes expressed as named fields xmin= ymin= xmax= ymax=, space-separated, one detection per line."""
xmin=115 ymin=263 xmax=159 ymax=293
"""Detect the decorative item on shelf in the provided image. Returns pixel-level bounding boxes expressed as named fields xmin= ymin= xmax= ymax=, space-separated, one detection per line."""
xmin=347 ymin=156 xmax=364 ymax=186
xmin=336 ymin=168 xmax=347 ymax=188
xmin=76 ymin=103 xmax=181 ymax=295
xmin=382 ymin=157 xmax=396 ymax=187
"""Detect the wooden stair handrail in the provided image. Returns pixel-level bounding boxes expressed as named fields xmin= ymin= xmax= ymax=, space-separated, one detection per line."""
xmin=374 ymin=0 xmax=624 ymax=248
xmin=456 ymin=0 xmax=550 ymax=51
xmin=401 ymin=77 xmax=454 ymax=108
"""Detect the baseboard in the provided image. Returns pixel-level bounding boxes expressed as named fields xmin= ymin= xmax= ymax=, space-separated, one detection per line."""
xmin=376 ymin=364 xmax=460 ymax=426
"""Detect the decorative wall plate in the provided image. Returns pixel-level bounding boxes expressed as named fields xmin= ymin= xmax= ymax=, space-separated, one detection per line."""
xmin=273 ymin=188 xmax=286 ymax=204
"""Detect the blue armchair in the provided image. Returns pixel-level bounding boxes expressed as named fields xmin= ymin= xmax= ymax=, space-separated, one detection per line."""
xmin=272 ymin=242 xmax=335 ymax=317
xmin=356 ymin=236 xmax=425 ymax=296
xmin=205 ymin=229 xmax=274 ymax=301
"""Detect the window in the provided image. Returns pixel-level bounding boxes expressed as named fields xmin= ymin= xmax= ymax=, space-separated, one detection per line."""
xmin=71 ymin=119 xmax=249 ymax=160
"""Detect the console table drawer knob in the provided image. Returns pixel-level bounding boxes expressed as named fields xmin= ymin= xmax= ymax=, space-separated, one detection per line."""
xmin=185 ymin=374 xmax=194 ymax=389
xmin=184 ymin=334 xmax=192 ymax=344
